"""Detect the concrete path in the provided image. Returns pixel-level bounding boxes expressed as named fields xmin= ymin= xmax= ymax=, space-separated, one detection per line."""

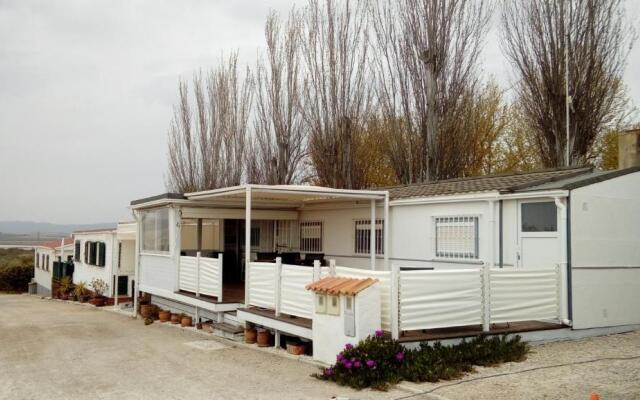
xmin=1 ymin=294 xmax=639 ymax=399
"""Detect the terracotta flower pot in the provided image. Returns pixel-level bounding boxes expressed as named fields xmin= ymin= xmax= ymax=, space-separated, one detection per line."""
xmin=158 ymin=310 xmax=171 ymax=322
xmin=170 ymin=314 xmax=181 ymax=324
xmin=286 ymin=342 xmax=306 ymax=356
xmin=244 ymin=328 xmax=257 ymax=344
xmin=181 ymin=316 xmax=193 ymax=327
xmin=140 ymin=304 xmax=155 ymax=319
xmin=257 ymin=329 xmax=272 ymax=347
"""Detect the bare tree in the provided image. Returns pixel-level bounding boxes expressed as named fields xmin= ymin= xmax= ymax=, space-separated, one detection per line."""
xmin=501 ymin=0 xmax=635 ymax=167
xmin=301 ymin=0 xmax=372 ymax=189
xmin=370 ymin=0 xmax=492 ymax=182
xmin=253 ymin=10 xmax=307 ymax=185
xmin=167 ymin=52 xmax=254 ymax=192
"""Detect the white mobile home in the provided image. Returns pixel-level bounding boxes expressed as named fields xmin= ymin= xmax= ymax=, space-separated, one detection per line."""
xmin=130 ymin=166 xmax=640 ymax=359
xmin=72 ymin=222 xmax=137 ymax=302
xmin=33 ymin=238 xmax=74 ymax=296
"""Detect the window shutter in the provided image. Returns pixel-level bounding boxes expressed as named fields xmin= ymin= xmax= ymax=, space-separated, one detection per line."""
xmin=98 ymin=242 xmax=106 ymax=267
xmin=84 ymin=242 xmax=88 ymax=263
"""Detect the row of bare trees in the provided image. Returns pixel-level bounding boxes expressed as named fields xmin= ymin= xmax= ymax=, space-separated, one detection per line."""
xmin=167 ymin=0 xmax=635 ymax=193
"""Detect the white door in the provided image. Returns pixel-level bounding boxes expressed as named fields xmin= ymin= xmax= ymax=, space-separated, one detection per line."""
xmin=517 ymin=200 xmax=560 ymax=269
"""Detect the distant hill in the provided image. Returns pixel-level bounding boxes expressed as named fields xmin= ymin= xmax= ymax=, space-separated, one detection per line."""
xmin=0 ymin=221 xmax=117 ymax=236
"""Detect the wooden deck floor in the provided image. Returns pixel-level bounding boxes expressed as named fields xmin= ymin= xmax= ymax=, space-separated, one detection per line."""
xmin=238 ymin=307 xmax=312 ymax=329
xmin=178 ymin=282 xmax=245 ymax=304
xmin=399 ymin=320 xmax=566 ymax=342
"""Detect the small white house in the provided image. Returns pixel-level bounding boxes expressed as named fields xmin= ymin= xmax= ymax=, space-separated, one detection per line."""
xmin=33 ymin=238 xmax=74 ymax=296
xmin=129 ymin=166 xmax=640 ymax=354
xmin=72 ymin=222 xmax=136 ymax=302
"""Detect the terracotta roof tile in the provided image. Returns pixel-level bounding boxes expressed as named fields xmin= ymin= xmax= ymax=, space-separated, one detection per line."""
xmin=40 ymin=237 xmax=74 ymax=249
xmin=306 ymin=276 xmax=378 ymax=296
xmin=387 ymin=167 xmax=592 ymax=200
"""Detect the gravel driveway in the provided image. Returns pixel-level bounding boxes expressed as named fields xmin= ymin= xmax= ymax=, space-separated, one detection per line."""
xmin=1 ymin=294 xmax=638 ymax=400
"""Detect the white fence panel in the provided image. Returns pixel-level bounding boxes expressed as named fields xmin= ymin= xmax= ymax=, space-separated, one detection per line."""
xmin=335 ymin=267 xmax=392 ymax=331
xmin=248 ymin=262 xmax=277 ymax=309
xmin=280 ymin=264 xmax=315 ymax=319
xmin=490 ymin=267 xmax=560 ymax=324
xmin=179 ymin=256 xmax=197 ymax=293
xmin=199 ymin=257 xmax=221 ymax=299
xmin=399 ymin=268 xmax=482 ymax=331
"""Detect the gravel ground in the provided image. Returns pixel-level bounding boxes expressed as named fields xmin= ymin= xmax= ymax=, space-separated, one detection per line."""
xmin=1 ymin=294 xmax=639 ymax=400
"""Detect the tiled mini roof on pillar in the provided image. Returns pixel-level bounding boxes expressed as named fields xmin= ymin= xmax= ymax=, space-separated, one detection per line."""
xmin=305 ymin=276 xmax=378 ymax=296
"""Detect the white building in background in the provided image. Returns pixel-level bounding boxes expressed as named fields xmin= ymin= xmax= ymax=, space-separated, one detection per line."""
xmin=128 ymin=165 xmax=640 ymax=361
xmin=71 ymin=222 xmax=136 ymax=302
xmin=33 ymin=238 xmax=74 ymax=296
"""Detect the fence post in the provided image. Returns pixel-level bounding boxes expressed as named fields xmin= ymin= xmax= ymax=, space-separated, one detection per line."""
xmin=482 ymin=263 xmax=491 ymax=332
xmin=275 ymin=257 xmax=282 ymax=317
xmin=329 ymin=259 xmax=336 ymax=277
xmin=313 ymin=260 xmax=321 ymax=281
xmin=218 ymin=253 xmax=224 ymax=302
xmin=391 ymin=264 xmax=400 ymax=340
xmin=195 ymin=251 xmax=201 ymax=297
xmin=557 ymin=263 xmax=566 ymax=323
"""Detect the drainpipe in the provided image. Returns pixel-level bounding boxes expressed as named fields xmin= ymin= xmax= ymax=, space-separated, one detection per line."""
xmin=554 ymin=197 xmax=571 ymax=326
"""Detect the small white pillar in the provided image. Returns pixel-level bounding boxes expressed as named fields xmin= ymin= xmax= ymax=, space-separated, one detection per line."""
xmin=482 ymin=263 xmax=491 ymax=332
xmin=195 ymin=251 xmax=201 ymax=297
xmin=390 ymin=264 xmax=400 ymax=340
xmin=244 ymin=186 xmax=252 ymax=306
xmin=383 ymin=192 xmax=390 ymax=270
xmin=555 ymin=197 xmax=569 ymax=324
xmin=370 ymin=199 xmax=376 ymax=270
xmin=275 ymin=257 xmax=282 ymax=316
xmin=329 ymin=259 xmax=336 ymax=277
xmin=132 ymin=211 xmax=141 ymax=318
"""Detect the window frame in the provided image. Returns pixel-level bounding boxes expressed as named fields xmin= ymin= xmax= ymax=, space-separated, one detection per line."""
xmin=140 ymin=208 xmax=171 ymax=255
xmin=353 ymin=219 xmax=384 ymax=255
xmin=519 ymin=200 xmax=559 ymax=237
xmin=299 ymin=221 xmax=323 ymax=253
xmin=74 ymin=240 xmax=81 ymax=262
xmin=432 ymin=214 xmax=480 ymax=261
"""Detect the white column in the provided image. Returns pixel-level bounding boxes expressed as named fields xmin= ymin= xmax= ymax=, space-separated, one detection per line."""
xmin=390 ymin=264 xmax=400 ymax=339
xmin=370 ymin=199 xmax=376 ymax=270
xmin=195 ymin=251 xmax=201 ymax=297
xmin=482 ymin=263 xmax=491 ymax=332
xmin=244 ymin=186 xmax=252 ymax=306
xmin=173 ymin=207 xmax=181 ymax=293
xmin=217 ymin=252 xmax=224 ymax=302
xmin=384 ymin=193 xmax=390 ymax=270
xmin=555 ymin=197 xmax=569 ymax=324
xmin=132 ymin=211 xmax=141 ymax=318
xmin=275 ymin=257 xmax=282 ymax=316
xmin=115 ymin=240 xmax=119 ymax=307
xmin=487 ymin=200 xmax=496 ymax=267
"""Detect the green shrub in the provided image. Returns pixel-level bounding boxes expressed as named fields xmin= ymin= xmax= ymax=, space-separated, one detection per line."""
xmin=316 ymin=331 xmax=529 ymax=390
xmin=0 ymin=264 xmax=34 ymax=292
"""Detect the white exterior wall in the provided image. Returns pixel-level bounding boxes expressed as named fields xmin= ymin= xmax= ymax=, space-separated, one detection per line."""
xmin=312 ymin=285 xmax=381 ymax=364
xmin=33 ymin=245 xmax=73 ymax=295
xmin=570 ymin=172 xmax=640 ymax=329
xmin=72 ymin=232 xmax=116 ymax=296
xmin=299 ymin=204 xmax=383 ymax=269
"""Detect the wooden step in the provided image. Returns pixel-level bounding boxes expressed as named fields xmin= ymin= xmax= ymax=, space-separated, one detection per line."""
xmin=211 ymin=322 xmax=243 ymax=334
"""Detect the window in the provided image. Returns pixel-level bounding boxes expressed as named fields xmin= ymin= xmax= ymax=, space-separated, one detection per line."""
xmin=45 ymin=255 xmax=49 ymax=271
xmin=521 ymin=202 xmax=557 ymax=232
xmin=300 ymin=221 xmax=323 ymax=252
xmin=141 ymin=208 xmax=170 ymax=253
xmin=89 ymin=242 xmax=98 ymax=265
xmin=434 ymin=216 xmax=479 ymax=259
xmin=74 ymin=240 xmax=81 ymax=262
xmin=354 ymin=219 xmax=384 ymax=255
xmin=82 ymin=241 xmax=106 ymax=267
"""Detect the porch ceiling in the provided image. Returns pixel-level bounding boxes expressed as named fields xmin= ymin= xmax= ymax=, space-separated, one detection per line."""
xmin=185 ymin=184 xmax=387 ymax=207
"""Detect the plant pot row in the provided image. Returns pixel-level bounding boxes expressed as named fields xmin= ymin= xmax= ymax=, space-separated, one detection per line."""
xmin=243 ymin=327 xmax=308 ymax=355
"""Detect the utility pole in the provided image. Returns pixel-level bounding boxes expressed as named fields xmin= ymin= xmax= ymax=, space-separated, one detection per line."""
xmin=564 ymin=0 xmax=571 ymax=166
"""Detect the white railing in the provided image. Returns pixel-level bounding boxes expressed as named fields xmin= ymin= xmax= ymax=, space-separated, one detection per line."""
xmin=247 ymin=259 xmax=329 ymax=319
xmin=489 ymin=267 xmax=561 ymax=324
xmin=399 ymin=268 xmax=483 ymax=331
xmin=335 ymin=266 xmax=392 ymax=331
xmin=179 ymin=253 xmax=223 ymax=301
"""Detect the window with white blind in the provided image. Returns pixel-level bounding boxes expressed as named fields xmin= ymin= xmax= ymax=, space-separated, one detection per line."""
xmin=141 ymin=208 xmax=170 ymax=253
xmin=434 ymin=216 xmax=479 ymax=259
xmin=300 ymin=221 xmax=323 ymax=252
xmin=354 ymin=219 xmax=384 ymax=255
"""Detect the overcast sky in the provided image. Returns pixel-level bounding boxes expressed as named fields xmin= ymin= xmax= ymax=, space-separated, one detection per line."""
xmin=1 ymin=0 xmax=639 ymax=224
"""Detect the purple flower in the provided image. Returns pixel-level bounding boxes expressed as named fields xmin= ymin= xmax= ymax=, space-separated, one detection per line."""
xmin=344 ymin=361 xmax=353 ymax=369
xmin=366 ymin=359 xmax=375 ymax=368
xmin=324 ymin=367 xmax=334 ymax=377
xmin=395 ymin=352 xmax=405 ymax=362
xmin=345 ymin=343 xmax=354 ymax=350
xmin=336 ymin=353 xmax=344 ymax=362
xmin=375 ymin=329 xmax=384 ymax=337
xmin=354 ymin=360 xmax=362 ymax=368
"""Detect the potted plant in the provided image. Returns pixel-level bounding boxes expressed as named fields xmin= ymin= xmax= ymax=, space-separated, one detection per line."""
xmin=89 ymin=278 xmax=109 ymax=307
xmin=140 ymin=304 xmax=156 ymax=319
xmin=58 ymin=276 xmax=73 ymax=300
xmin=286 ymin=339 xmax=306 ymax=355
xmin=158 ymin=309 xmax=171 ymax=322
xmin=257 ymin=328 xmax=273 ymax=347
xmin=181 ymin=314 xmax=193 ymax=327
xmin=244 ymin=327 xmax=257 ymax=344
xmin=170 ymin=313 xmax=181 ymax=324
xmin=74 ymin=281 xmax=89 ymax=303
